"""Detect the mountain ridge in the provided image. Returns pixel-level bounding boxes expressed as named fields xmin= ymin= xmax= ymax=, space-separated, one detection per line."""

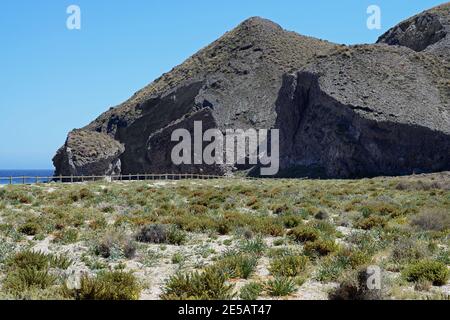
xmin=54 ymin=3 xmax=450 ymax=178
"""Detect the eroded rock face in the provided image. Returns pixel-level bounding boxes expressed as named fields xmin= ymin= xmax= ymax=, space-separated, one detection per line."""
xmin=275 ymin=45 xmax=450 ymax=178
xmin=53 ymin=130 xmax=125 ymax=176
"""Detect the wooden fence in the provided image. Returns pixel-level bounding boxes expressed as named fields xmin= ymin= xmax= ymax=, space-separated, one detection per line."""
xmin=0 ymin=173 xmax=260 ymax=185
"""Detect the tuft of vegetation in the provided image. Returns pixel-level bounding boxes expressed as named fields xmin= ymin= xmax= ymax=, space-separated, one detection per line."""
xmin=402 ymin=260 xmax=449 ymax=286
xmin=266 ymin=277 xmax=296 ymax=297
xmin=304 ymin=239 xmax=339 ymax=257
xmin=288 ymin=225 xmax=319 ymax=243
xmin=136 ymin=224 xmax=186 ymax=245
xmin=68 ymin=271 xmax=141 ymax=300
xmin=410 ymin=209 xmax=450 ymax=232
xmin=269 ymin=255 xmax=309 ymax=277
xmin=161 ymin=267 xmax=235 ymax=300
xmin=216 ymin=252 xmax=258 ymax=279
xmin=240 ymin=282 xmax=263 ymax=300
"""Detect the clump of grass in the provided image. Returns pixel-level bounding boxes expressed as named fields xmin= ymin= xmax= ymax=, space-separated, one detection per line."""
xmin=355 ymin=216 xmax=387 ymax=230
xmin=316 ymin=249 xmax=371 ymax=282
xmin=288 ymin=225 xmax=319 ymax=243
xmin=402 ymin=260 xmax=448 ymax=286
xmin=240 ymin=282 xmax=263 ymax=300
xmin=304 ymin=239 xmax=339 ymax=257
xmin=269 ymin=255 xmax=309 ymax=277
xmin=2 ymin=267 xmax=56 ymax=293
xmin=410 ymin=209 xmax=450 ymax=232
xmin=281 ymin=214 xmax=303 ymax=228
xmin=266 ymin=277 xmax=296 ymax=297
xmin=2 ymin=250 xmax=71 ymax=295
xmin=53 ymin=228 xmax=79 ymax=244
xmin=161 ymin=267 xmax=235 ymax=300
xmin=19 ymin=221 xmax=41 ymax=236
xmin=390 ymin=238 xmax=429 ymax=264
xmin=239 ymin=236 xmax=267 ymax=255
xmin=171 ymin=252 xmax=184 ymax=264
xmin=68 ymin=271 xmax=141 ymax=300
xmin=216 ymin=252 xmax=258 ymax=279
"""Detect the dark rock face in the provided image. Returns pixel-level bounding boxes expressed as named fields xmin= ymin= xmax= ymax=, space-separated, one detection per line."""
xmin=54 ymin=5 xmax=450 ymax=178
xmin=53 ymin=130 xmax=124 ymax=176
xmin=275 ymin=47 xmax=450 ymax=178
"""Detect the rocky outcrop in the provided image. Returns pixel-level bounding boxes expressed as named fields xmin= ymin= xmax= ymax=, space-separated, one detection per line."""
xmin=275 ymin=45 xmax=450 ymax=178
xmin=54 ymin=4 xmax=450 ymax=178
xmin=53 ymin=130 xmax=124 ymax=176
xmin=377 ymin=3 xmax=450 ymax=61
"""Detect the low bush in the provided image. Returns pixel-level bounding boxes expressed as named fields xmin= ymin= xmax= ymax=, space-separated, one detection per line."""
xmin=269 ymin=255 xmax=309 ymax=277
xmin=288 ymin=225 xmax=319 ymax=243
xmin=402 ymin=260 xmax=448 ymax=286
xmin=410 ymin=209 xmax=450 ymax=232
xmin=355 ymin=216 xmax=387 ymax=230
xmin=216 ymin=252 xmax=258 ymax=279
xmin=329 ymin=268 xmax=384 ymax=300
xmin=3 ymin=267 xmax=56 ymax=293
xmin=304 ymin=239 xmax=339 ymax=257
xmin=239 ymin=282 xmax=263 ymax=300
xmin=19 ymin=221 xmax=41 ymax=236
xmin=266 ymin=277 xmax=296 ymax=297
xmin=161 ymin=267 xmax=235 ymax=300
xmin=71 ymin=271 xmax=141 ymax=300
xmin=136 ymin=224 xmax=186 ymax=245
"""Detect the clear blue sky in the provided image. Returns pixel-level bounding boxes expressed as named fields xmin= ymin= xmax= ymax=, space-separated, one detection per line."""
xmin=0 ymin=0 xmax=446 ymax=169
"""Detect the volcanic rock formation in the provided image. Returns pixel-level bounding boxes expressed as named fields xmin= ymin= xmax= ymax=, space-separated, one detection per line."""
xmin=54 ymin=3 xmax=450 ymax=178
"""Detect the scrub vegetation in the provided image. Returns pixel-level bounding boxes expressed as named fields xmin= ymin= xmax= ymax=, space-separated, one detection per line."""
xmin=0 ymin=172 xmax=449 ymax=300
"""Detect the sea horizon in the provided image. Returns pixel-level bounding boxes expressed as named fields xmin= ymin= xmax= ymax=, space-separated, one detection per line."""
xmin=0 ymin=169 xmax=55 ymax=184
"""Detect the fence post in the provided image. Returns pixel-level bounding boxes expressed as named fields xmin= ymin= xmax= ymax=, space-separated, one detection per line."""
xmin=36 ymin=176 xmax=38 ymax=184
xmin=23 ymin=176 xmax=25 ymax=184
xmin=9 ymin=177 xmax=12 ymax=185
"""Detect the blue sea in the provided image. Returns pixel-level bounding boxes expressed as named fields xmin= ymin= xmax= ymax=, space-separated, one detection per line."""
xmin=0 ymin=170 xmax=54 ymax=185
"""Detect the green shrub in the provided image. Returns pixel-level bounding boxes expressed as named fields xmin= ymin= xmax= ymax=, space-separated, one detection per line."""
xmin=391 ymin=239 xmax=429 ymax=264
xmin=53 ymin=228 xmax=79 ymax=244
xmin=166 ymin=225 xmax=187 ymax=245
xmin=3 ymin=267 xmax=56 ymax=293
xmin=314 ymin=210 xmax=329 ymax=220
xmin=19 ymin=221 xmax=41 ymax=236
xmin=72 ymin=271 xmax=141 ymax=300
xmin=266 ymin=277 xmax=296 ymax=297
xmin=171 ymin=252 xmax=184 ymax=264
xmin=355 ymin=216 xmax=387 ymax=230
xmin=403 ymin=260 xmax=449 ymax=286
xmin=240 ymin=282 xmax=263 ymax=300
xmin=269 ymin=255 xmax=309 ymax=277
xmin=304 ymin=239 xmax=339 ymax=257
xmin=216 ymin=253 xmax=258 ymax=279
xmin=288 ymin=225 xmax=319 ymax=243
xmin=239 ymin=237 xmax=267 ymax=255
xmin=7 ymin=250 xmax=72 ymax=270
xmin=281 ymin=214 xmax=303 ymax=228
xmin=161 ymin=267 xmax=235 ymax=300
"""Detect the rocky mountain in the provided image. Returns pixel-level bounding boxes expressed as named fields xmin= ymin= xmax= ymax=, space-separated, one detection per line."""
xmin=54 ymin=3 xmax=450 ymax=178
